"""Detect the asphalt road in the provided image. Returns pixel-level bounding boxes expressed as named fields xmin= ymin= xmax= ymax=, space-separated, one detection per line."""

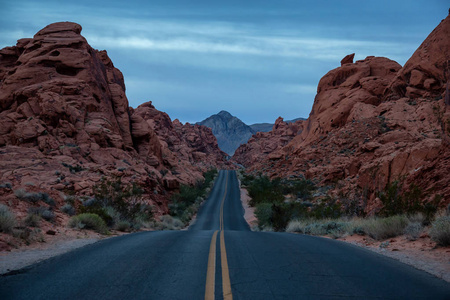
xmin=1 ymin=170 xmax=449 ymax=299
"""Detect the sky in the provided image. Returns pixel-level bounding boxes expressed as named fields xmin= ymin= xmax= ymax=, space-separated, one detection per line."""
xmin=1 ymin=1 xmax=448 ymax=124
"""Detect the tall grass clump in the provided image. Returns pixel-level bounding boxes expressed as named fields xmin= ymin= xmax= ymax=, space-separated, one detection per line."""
xmin=362 ymin=215 xmax=408 ymax=240
xmin=430 ymin=216 xmax=450 ymax=246
xmin=68 ymin=213 xmax=108 ymax=234
xmin=0 ymin=204 xmax=16 ymax=233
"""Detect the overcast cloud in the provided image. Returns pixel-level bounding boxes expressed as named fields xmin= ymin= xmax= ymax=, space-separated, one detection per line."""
xmin=1 ymin=0 xmax=448 ymax=124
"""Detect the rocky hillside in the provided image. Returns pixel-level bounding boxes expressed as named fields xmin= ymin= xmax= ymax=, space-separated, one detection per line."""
xmin=234 ymin=117 xmax=304 ymax=167
xmin=233 ymin=14 xmax=450 ymax=211
xmin=197 ymin=110 xmax=254 ymax=155
xmin=198 ymin=110 xmax=305 ymax=155
xmin=0 ymin=22 xmax=229 ymax=218
xmin=249 ymin=118 xmax=305 ymax=133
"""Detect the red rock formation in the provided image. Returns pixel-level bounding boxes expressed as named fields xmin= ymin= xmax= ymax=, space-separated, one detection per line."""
xmin=233 ymin=14 xmax=450 ymax=209
xmin=0 ymin=22 xmax=229 ymax=220
xmin=233 ymin=117 xmax=304 ymax=167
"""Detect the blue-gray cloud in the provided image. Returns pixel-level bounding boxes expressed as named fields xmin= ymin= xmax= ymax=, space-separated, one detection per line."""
xmin=1 ymin=0 xmax=448 ymax=124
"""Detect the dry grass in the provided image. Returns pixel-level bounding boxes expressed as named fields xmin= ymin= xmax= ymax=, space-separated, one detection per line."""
xmin=430 ymin=216 xmax=450 ymax=246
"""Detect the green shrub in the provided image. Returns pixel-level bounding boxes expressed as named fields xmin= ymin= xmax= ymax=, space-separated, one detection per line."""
xmin=169 ymin=169 xmax=217 ymax=224
xmin=247 ymin=176 xmax=284 ymax=206
xmin=362 ymin=215 xmax=408 ymax=240
xmin=430 ymin=216 xmax=450 ymax=246
xmin=115 ymin=220 xmax=131 ymax=232
xmin=25 ymin=213 xmax=41 ymax=227
xmin=255 ymin=203 xmax=273 ymax=229
xmin=28 ymin=207 xmax=55 ymax=222
xmin=378 ymin=182 xmax=439 ymax=220
xmin=68 ymin=213 xmax=108 ymax=234
xmin=0 ymin=204 xmax=16 ymax=233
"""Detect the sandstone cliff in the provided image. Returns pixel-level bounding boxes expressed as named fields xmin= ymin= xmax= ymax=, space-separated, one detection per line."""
xmin=233 ymin=14 xmax=450 ymax=210
xmin=0 ymin=22 xmax=228 ymax=219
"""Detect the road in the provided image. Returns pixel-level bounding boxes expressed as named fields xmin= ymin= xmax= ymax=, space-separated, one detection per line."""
xmin=1 ymin=170 xmax=449 ymax=299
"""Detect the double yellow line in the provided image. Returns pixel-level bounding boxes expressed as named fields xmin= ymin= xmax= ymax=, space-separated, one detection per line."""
xmin=205 ymin=171 xmax=233 ymax=300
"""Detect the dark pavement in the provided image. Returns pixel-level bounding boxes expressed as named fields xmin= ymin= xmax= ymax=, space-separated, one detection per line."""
xmin=1 ymin=170 xmax=449 ymax=299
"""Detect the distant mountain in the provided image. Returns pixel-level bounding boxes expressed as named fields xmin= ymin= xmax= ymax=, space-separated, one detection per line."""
xmin=197 ymin=111 xmax=254 ymax=155
xmin=250 ymin=118 xmax=305 ymax=133
xmin=197 ymin=111 xmax=305 ymax=155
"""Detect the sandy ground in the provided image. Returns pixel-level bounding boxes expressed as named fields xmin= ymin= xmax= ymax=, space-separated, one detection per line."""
xmin=337 ymin=234 xmax=450 ymax=282
xmin=240 ymin=186 xmax=257 ymax=229
xmin=239 ymin=185 xmax=450 ymax=283
xmin=0 ymin=227 xmax=125 ymax=275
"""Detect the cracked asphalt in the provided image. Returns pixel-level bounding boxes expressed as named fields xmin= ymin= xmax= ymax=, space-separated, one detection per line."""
xmin=1 ymin=170 xmax=449 ymax=299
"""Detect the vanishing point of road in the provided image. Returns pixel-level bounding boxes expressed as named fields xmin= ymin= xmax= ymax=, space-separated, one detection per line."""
xmin=1 ymin=170 xmax=449 ymax=299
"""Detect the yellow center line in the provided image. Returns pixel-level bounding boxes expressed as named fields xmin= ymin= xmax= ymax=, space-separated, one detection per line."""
xmin=221 ymin=230 xmax=233 ymax=300
xmin=205 ymin=230 xmax=218 ymax=300
xmin=219 ymin=172 xmax=228 ymax=231
xmin=205 ymin=171 xmax=233 ymax=300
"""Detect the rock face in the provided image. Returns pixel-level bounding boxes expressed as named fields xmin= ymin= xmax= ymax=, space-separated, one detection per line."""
xmin=249 ymin=118 xmax=305 ymax=133
xmin=0 ymin=22 xmax=229 ymax=218
xmin=234 ymin=117 xmax=304 ymax=167
xmin=233 ymin=14 xmax=450 ymax=210
xmin=197 ymin=110 xmax=254 ymax=155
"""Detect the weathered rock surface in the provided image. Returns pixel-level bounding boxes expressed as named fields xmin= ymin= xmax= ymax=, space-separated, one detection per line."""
xmin=0 ymin=22 xmax=229 ymax=221
xmin=233 ymin=14 xmax=450 ymax=209
xmin=233 ymin=117 xmax=304 ymax=167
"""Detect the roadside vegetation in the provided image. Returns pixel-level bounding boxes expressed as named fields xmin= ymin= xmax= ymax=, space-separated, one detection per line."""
xmin=66 ymin=177 xmax=153 ymax=234
xmin=240 ymin=172 xmax=449 ymax=246
xmin=167 ymin=168 xmax=218 ymax=228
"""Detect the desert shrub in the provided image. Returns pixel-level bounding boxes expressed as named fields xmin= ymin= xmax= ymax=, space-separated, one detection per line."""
xmin=24 ymin=213 xmax=41 ymax=227
xmin=286 ymin=219 xmax=347 ymax=238
xmin=14 ymin=189 xmax=55 ymax=206
xmin=157 ymin=215 xmax=184 ymax=230
xmin=430 ymin=216 xmax=450 ymax=246
xmin=247 ymin=176 xmax=284 ymax=206
xmin=378 ymin=182 xmax=439 ymax=221
xmin=61 ymin=204 xmax=76 ymax=216
xmin=169 ymin=169 xmax=217 ymax=224
xmin=28 ymin=207 xmax=55 ymax=222
xmin=115 ymin=220 xmax=131 ymax=232
xmin=0 ymin=182 xmax=12 ymax=189
xmin=311 ymin=200 xmax=342 ymax=219
xmin=68 ymin=213 xmax=108 ymax=234
xmin=0 ymin=204 xmax=16 ymax=233
xmin=404 ymin=222 xmax=423 ymax=241
xmin=362 ymin=215 xmax=408 ymax=240
xmin=255 ymin=203 xmax=273 ymax=229
xmin=271 ymin=203 xmax=292 ymax=232
xmin=282 ymin=179 xmax=315 ymax=200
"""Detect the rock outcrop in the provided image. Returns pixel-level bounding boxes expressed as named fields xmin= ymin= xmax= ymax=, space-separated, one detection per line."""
xmin=0 ymin=22 xmax=229 ymax=219
xmin=233 ymin=117 xmax=304 ymax=167
xmin=233 ymin=14 xmax=450 ymax=210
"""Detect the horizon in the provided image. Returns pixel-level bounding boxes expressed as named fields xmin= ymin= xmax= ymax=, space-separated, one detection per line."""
xmin=1 ymin=1 xmax=448 ymax=124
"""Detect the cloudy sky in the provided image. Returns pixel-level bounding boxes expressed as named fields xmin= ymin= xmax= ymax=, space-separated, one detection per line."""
xmin=1 ymin=1 xmax=448 ymax=124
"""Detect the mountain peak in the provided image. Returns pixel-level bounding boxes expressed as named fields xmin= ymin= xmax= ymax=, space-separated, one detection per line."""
xmin=217 ymin=110 xmax=233 ymax=118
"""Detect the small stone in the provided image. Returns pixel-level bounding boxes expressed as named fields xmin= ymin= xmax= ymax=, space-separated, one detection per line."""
xmin=46 ymin=230 xmax=56 ymax=235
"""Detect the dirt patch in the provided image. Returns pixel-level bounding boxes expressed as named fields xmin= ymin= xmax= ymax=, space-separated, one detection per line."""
xmin=239 ymin=184 xmax=257 ymax=229
xmin=337 ymin=234 xmax=450 ymax=282
xmin=0 ymin=227 xmax=127 ymax=275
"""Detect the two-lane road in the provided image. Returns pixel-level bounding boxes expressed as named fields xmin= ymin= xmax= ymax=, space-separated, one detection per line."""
xmin=1 ymin=170 xmax=449 ymax=299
